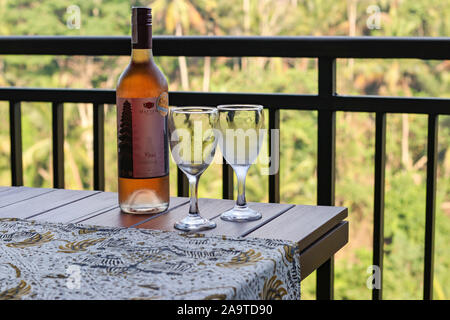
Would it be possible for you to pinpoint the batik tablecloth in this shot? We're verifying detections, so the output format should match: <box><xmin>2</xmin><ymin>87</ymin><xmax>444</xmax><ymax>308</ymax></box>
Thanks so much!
<box><xmin>0</xmin><ymin>217</ymin><xmax>300</xmax><ymax>300</ymax></box>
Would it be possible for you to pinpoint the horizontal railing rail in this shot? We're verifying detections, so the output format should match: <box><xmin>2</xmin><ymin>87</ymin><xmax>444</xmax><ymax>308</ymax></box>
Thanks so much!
<box><xmin>1</xmin><ymin>35</ymin><xmax>450</xmax><ymax>59</ymax></box>
<box><xmin>0</xmin><ymin>36</ymin><xmax>449</xmax><ymax>301</ymax></box>
<box><xmin>0</xmin><ymin>87</ymin><xmax>449</xmax><ymax>114</ymax></box>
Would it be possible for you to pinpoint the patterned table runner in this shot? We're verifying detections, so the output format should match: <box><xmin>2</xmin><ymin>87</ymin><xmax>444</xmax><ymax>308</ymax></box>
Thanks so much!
<box><xmin>0</xmin><ymin>217</ymin><xmax>300</xmax><ymax>300</ymax></box>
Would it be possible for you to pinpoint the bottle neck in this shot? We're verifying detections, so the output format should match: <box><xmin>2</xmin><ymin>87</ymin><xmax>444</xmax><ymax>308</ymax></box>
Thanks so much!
<box><xmin>131</xmin><ymin>48</ymin><xmax>153</xmax><ymax>63</ymax></box>
<box><xmin>131</xmin><ymin>9</ymin><xmax>152</xmax><ymax>63</ymax></box>
<box><xmin>132</xmin><ymin>22</ymin><xmax>152</xmax><ymax>49</ymax></box>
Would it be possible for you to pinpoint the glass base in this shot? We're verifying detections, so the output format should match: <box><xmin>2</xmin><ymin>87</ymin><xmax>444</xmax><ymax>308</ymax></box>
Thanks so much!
<box><xmin>174</xmin><ymin>214</ymin><xmax>216</xmax><ymax>232</ymax></box>
<box><xmin>220</xmin><ymin>205</ymin><xmax>262</xmax><ymax>222</ymax></box>
<box><xmin>120</xmin><ymin>202</ymin><xmax>169</xmax><ymax>215</ymax></box>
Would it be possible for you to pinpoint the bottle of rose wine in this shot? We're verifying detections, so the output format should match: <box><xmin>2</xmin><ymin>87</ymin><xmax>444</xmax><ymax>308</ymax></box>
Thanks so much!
<box><xmin>116</xmin><ymin>7</ymin><xmax>169</xmax><ymax>214</ymax></box>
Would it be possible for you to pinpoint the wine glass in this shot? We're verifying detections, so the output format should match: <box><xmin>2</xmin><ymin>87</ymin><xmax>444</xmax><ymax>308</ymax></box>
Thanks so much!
<box><xmin>168</xmin><ymin>106</ymin><xmax>218</xmax><ymax>231</ymax></box>
<box><xmin>217</xmin><ymin>104</ymin><xmax>266</xmax><ymax>222</ymax></box>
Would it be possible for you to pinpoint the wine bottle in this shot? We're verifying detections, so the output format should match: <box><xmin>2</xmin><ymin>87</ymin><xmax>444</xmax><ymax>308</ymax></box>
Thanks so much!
<box><xmin>116</xmin><ymin>7</ymin><xmax>169</xmax><ymax>214</ymax></box>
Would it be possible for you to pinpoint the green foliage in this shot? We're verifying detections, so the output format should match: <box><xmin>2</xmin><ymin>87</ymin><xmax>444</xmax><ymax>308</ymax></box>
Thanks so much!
<box><xmin>0</xmin><ymin>0</ymin><xmax>449</xmax><ymax>300</ymax></box>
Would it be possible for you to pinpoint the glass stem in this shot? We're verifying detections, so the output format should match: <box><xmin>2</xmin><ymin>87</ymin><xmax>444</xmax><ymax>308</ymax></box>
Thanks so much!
<box><xmin>234</xmin><ymin>165</ymin><xmax>249</xmax><ymax>207</ymax></box>
<box><xmin>188</xmin><ymin>174</ymin><xmax>200</xmax><ymax>215</ymax></box>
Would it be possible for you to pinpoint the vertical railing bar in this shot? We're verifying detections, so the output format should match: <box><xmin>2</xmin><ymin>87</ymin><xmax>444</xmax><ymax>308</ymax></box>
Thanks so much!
<box><xmin>424</xmin><ymin>113</ymin><xmax>438</xmax><ymax>300</ymax></box>
<box><xmin>174</xmin><ymin>102</ymin><xmax>189</xmax><ymax>198</ymax></box>
<box><xmin>316</xmin><ymin>57</ymin><xmax>336</xmax><ymax>300</ymax></box>
<box><xmin>372</xmin><ymin>112</ymin><xmax>386</xmax><ymax>300</ymax></box>
<box><xmin>222</xmin><ymin>162</ymin><xmax>234</xmax><ymax>200</ymax></box>
<box><xmin>268</xmin><ymin>107</ymin><xmax>280</xmax><ymax>203</ymax></box>
<box><xmin>52</xmin><ymin>102</ymin><xmax>64</xmax><ymax>188</ymax></box>
<box><xmin>93</xmin><ymin>103</ymin><xmax>105</xmax><ymax>191</ymax></box>
<box><xmin>177</xmin><ymin>168</ymin><xmax>189</xmax><ymax>197</ymax></box>
<box><xmin>9</xmin><ymin>101</ymin><xmax>23</xmax><ymax>186</ymax></box>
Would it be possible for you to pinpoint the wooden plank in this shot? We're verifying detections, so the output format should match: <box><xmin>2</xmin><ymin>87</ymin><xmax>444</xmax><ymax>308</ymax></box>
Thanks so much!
<box><xmin>1</xmin><ymin>187</ymin><xmax>349</xmax><ymax>284</ymax></box>
<box><xmin>0</xmin><ymin>188</ymin><xmax>99</xmax><ymax>219</ymax></box>
<box><xmin>78</xmin><ymin>197</ymin><xmax>190</xmax><ymax>228</ymax></box>
<box><xmin>300</xmin><ymin>221</ymin><xmax>348</xmax><ymax>280</ymax></box>
<box><xmin>136</xmin><ymin>198</ymin><xmax>235</xmax><ymax>231</ymax></box>
<box><xmin>0</xmin><ymin>186</ymin><xmax>13</xmax><ymax>192</ymax></box>
<box><xmin>246</xmin><ymin>204</ymin><xmax>347</xmax><ymax>251</ymax></box>
<box><xmin>0</xmin><ymin>187</ymin><xmax>55</xmax><ymax>208</ymax></box>
<box><xmin>203</xmin><ymin>203</ymin><xmax>294</xmax><ymax>237</ymax></box>
<box><xmin>0</xmin><ymin>186</ymin><xmax>21</xmax><ymax>196</ymax></box>
<box><xmin>136</xmin><ymin>198</ymin><xmax>294</xmax><ymax>237</ymax></box>
<box><xmin>33</xmin><ymin>191</ymin><xmax>118</xmax><ymax>223</ymax></box>
<box><xmin>0</xmin><ymin>187</ymin><xmax>23</xmax><ymax>199</ymax></box>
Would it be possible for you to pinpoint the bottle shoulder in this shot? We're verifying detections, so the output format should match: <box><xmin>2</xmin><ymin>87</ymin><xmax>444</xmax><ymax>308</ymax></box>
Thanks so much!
<box><xmin>117</xmin><ymin>60</ymin><xmax>168</xmax><ymax>98</ymax></box>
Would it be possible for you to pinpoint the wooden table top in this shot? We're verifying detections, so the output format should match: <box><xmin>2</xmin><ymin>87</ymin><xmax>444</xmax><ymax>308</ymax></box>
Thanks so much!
<box><xmin>0</xmin><ymin>186</ymin><xmax>348</xmax><ymax>280</ymax></box>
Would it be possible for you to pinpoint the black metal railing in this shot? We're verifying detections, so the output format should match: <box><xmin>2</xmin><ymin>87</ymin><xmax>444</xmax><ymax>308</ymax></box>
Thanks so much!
<box><xmin>0</xmin><ymin>36</ymin><xmax>449</xmax><ymax>300</ymax></box>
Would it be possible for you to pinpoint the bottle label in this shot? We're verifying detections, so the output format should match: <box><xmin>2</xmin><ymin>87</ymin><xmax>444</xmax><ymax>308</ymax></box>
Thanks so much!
<box><xmin>117</xmin><ymin>95</ymin><xmax>168</xmax><ymax>179</ymax></box>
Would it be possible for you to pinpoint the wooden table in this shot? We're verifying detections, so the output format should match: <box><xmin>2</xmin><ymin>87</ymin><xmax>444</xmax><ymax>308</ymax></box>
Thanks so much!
<box><xmin>0</xmin><ymin>186</ymin><xmax>348</xmax><ymax>281</ymax></box>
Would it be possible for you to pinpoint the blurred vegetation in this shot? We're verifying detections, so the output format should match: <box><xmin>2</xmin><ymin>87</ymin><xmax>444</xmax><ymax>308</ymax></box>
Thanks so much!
<box><xmin>0</xmin><ymin>0</ymin><xmax>449</xmax><ymax>300</ymax></box>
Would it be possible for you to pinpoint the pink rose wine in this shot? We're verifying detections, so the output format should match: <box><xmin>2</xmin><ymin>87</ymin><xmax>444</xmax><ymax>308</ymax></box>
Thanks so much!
<box><xmin>116</xmin><ymin>7</ymin><xmax>169</xmax><ymax>214</ymax></box>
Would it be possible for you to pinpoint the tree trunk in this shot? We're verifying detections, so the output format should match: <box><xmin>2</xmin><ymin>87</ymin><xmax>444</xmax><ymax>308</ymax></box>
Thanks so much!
<box><xmin>243</xmin><ymin>0</ymin><xmax>250</xmax><ymax>33</ymax></box>
<box><xmin>242</xmin><ymin>0</ymin><xmax>250</xmax><ymax>71</ymax></box>
<box><xmin>176</xmin><ymin>23</ymin><xmax>190</xmax><ymax>91</ymax></box>
<box><xmin>401</xmin><ymin>113</ymin><xmax>411</xmax><ymax>169</ymax></box>
<box><xmin>65</xmin><ymin>141</ymin><xmax>83</xmax><ymax>189</ymax></box>
<box><xmin>347</xmin><ymin>0</ymin><xmax>356</xmax><ymax>77</ymax></box>
<box><xmin>203</xmin><ymin>56</ymin><xmax>211</xmax><ymax>92</ymax></box>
